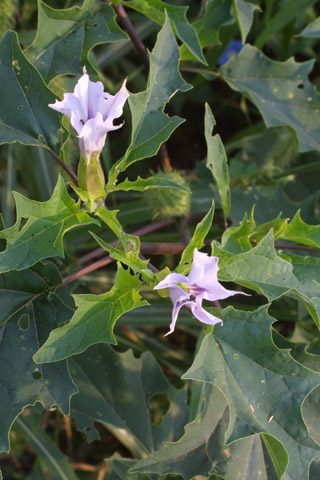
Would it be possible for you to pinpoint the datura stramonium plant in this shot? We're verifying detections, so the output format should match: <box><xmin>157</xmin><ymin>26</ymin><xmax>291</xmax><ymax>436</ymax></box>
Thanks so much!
<box><xmin>49</xmin><ymin>67</ymin><xmax>129</xmax><ymax>163</ymax></box>
<box><xmin>155</xmin><ymin>248</ymin><xmax>248</xmax><ymax>335</ymax></box>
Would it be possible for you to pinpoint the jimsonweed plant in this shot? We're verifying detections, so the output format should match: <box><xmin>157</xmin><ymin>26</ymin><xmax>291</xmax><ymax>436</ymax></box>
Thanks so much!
<box><xmin>0</xmin><ymin>1</ymin><xmax>320</xmax><ymax>479</ymax></box>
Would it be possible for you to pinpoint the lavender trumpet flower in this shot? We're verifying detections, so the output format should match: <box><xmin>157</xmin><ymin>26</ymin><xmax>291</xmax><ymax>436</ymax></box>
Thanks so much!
<box><xmin>155</xmin><ymin>248</ymin><xmax>247</xmax><ymax>335</ymax></box>
<box><xmin>49</xmin><ymin>67</ymin><xmax>129</xmax><ymax>163</ymax></box>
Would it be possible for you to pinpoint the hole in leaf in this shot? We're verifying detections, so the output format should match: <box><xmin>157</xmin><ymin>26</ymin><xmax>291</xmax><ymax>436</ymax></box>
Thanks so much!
<box><xmin>17</xmin><ymin>105</ymin><xmax>23</xmax><ymax>110</ymax></box>
<box><xmin>148</xmin><ymin>393</ymin><xmax>170</xmax><ymax>425</ymax></box>
<box><xmin>85</xmin><ymin>426</ymin><xmax>91</xmax><ymax>432</ymax></box>
<box><xmin>32</xmin><ymin>368</ymin><xmax>42</xmax><ymax>380</ymax></box>
<box><xmin>18</xmin><ymin>218</ymin><xmax>28</xmax><ymax>232</ymax></box>
<box><xmin>297</xmin><ymin>83</ymin><xmax>304</xmax><ymax>89</ymax></box>
<box><xmin>92</xmin><ymin>23</ymin><xmax>98</xmax><ymax>27</ymax></box>
<box><xmin>18</xmin><ymin>314</ymin><xmax>30</xmax><ymax>331</ymax></box>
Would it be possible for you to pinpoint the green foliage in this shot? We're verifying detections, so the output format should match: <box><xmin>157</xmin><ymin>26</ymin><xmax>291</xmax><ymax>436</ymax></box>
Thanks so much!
<box><xmin>179</xmin><ymin>0</ymin><xmax>233</xmax><ymax>62</ymax></box>
<box><xmin>133</xmin><ymin>386</ymin><xmax>284</xmax><ymax>479</ymax></box>
<box><xmin>90</xmin><ymin>231</ymin><xmax>149</xmax><ymax>272</ymax></box>
<box><xmin>232</xmin><ymin>0</ymin><xmax>260</xmax><ymax>43</ymax></box>
<box><xmin>26</xmin><ymin>0</ymin><xmax>127</xmax><ymax>82</ymax></box>
<box><xmin>107</xmin><ymin>15</ymin><xmax>191</xmax><ymax>184</ymax></box>
<box><xmin>110</xmin><ymin>174</ymin><xmax>190</xmax><ymax>194</ymax></box>
<box><xmin>177</xmin><ymin>202</ymin><xmax>215</xmax><ymax>271</ymax></box>
<box><xmin>33</xmin><ymin>265</ymin><xmax>148</xmax><ymax>363</ymax></box>
<box><xmin>205</xmin><ymin>103</ymin><xmax>231</xmax><ymax>218</ymax></box>
<box><xmin>0</xmin><ymin>31</ymin><xmax>65</xmax><ymax>154</ymax></box>
<box><xmin>69</xmin><ymin>344</ymin><xmax>189</xmax><ymax>455</ymax></box>
<box><xmin>0</xmin><ymin>262</ymin><xmax>77</xmax><ymax>453</ymax></box>
<box><xmin>299</xmin><ymin>17</ymin><xmax>320</xmax><ymax>38</ymax></box>
<box><xmin>282</xmin><ymin>211</ymin><xmax>320</xmax><ymax>248</ymax></box>
<box><xmin>1</xmin><ymin>0</ymin><xmax>320</xmax><ymax>478</ymax></box>
<box><xmin>0</xmin><ymin>176</ymin><xmax>98</xmax><ymax>273</ymax></box>
<box><xmin>220</xmin><ymin>45</ymin><xmax>320</xmax><ymax>152</ymax></box>
<box><xmin>184</xmin><ymin>306</ymin><xmax>320</xmax><ymax>480</ymax></box>
<box><xmin>124</xmin><ymin>0</ymin><xmax>206</xmax><ymax>64</ymax></box>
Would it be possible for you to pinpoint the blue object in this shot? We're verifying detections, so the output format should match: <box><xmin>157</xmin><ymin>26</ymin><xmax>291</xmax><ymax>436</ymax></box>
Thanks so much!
<box><xmin>218</xmin><ymin>40</ymin><xmax>243</xmax><ymax>66</ymax></box>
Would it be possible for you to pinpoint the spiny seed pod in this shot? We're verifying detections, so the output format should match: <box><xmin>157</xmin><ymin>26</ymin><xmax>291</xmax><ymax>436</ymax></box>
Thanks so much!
<box><xmin>144</xmin><ymin>170</ymin><xmax>191</xmax><ymax>220</ymax></box>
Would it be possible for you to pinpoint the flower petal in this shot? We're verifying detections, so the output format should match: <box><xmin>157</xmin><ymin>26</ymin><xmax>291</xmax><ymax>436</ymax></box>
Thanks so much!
<box><xmin>165</xmin><ymin>286</ymin><xmax>189</xmax><ymax>336</ymax></box>
<box><xmin>48</xmin><ymin>70</ymin><xmax>129</xmax><ymax>162</ymax></box>
<box><xmin>49</xmin><ymin>92</ymin><xmax>82</xmax><ymax>123</ymax></box>
<box><xmin>189</xmin><ymin>302</ymin><xmax>223</xmax><ymax>327</ymax></box>
<box><xmin>154</xmin><ymin>273</ymin><xmax>189</xmax><ymax>290</ymax></box>
<box><xmin>79</xmin><ymin>112</ymin><xmax>109</xmax><ymax>162</ymax></box>
<box><xmin>188</xmin><ymin>248</ymin><xmax>219</xmax><ymax>286</ymax></box>
<box><xmin>100</xmin><ymin>80</ymin><xmax>129</xmax><ymax>128</ymax></box>
<box><xmin>203</xmin><ymin>286</ymin><xmax>248</xmax><ymax>302</ymax></box>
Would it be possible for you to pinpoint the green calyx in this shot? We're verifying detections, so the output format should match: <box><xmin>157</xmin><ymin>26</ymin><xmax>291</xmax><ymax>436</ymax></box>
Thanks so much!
<box><xmin>144</xmin><ymin>170</ymin><xmax>191</xmax><ymax>220</ymax></box>
<box><xmin>77</xmin><ymin>155</ymin><xmax>106</xmax><ymax>210</ymax></box>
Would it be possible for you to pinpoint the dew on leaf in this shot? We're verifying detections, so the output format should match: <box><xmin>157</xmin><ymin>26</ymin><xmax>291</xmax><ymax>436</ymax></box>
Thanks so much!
<box><xmin>12</xmin><ymin>59</ymin><xmax>20</xmax><ymax>70</ymax></box>
<box><xmin>37</xmin><ymin>135</ymin><xmax>45</xmax><ymax>142</ymax></box>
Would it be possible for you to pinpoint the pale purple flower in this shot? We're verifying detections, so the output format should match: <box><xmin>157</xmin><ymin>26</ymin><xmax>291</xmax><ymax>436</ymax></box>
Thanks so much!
<box><xmin>49</xmin><ymin>67</ymin><xmax>129</xmax><ymax>162</ymax></box>
<box><xmin>154</xmin><ymin>248</ymin><xmax>247</xmax><ymax>335</ymax></box>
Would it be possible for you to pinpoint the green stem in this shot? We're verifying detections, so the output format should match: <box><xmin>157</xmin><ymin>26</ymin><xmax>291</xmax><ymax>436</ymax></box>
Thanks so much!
<box><xmin>273</xmin><ymin>160</ymin><xmax>320</xmax><ymax>179</ymax></box>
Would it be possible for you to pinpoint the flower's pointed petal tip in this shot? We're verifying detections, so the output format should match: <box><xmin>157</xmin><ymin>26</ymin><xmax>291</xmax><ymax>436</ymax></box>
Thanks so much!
<box><xmin>154</xmin><ymin>273</ymin><xmax>189</xmax><ymax>290</ymax></box>
<box><xmin>191</xmin><ymin>302</ymin><xmax>223</xmax><ymax>327</ymax></box>
<box><xmin>82</xmin><ymin>65</ymin><xmax>88</xmax><ymax>75</ymax></box>
<box><xmin>164</xmin><ymin>329</ymin><xmax>174</xmax><ymax>337</ymax></box>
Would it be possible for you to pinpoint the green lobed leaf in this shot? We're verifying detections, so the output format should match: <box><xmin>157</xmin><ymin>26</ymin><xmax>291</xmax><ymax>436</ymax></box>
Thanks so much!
<box><xmin>183</xmin><ymin>306</ymin><xmax>320</xmax><ymax>480</ymax></box>
<box><xmin>221</xmin><ymin>213</ymin><xmax>288</xmax><ymax>254</ymax></box>
<box><xmin>205</xmin><ymin>103</ymin><xmax>231</xmax><ymax>218</ymax></box>
<box><xmin>299</xmin><ymin>17</ymin><xmax>320</xmax><ymax>38</ymax></box>
<box><xmin>228</xmin><ymin>183</ymin><xmax>319</xmax><ymax>226</ymax></box>
<box><xmin>0</xmin><ymin>176</ymin><xmax>98</xmax><ymax>273</ymax></box>
<box><xmin>0</xmin><ymin>31</ymin><xmax>65</xmax><ymax>154</ymax></box>
<box><xmin>232</xmin><ymin>0</ymin><xmax>261</xmax><ymax>43</ymax></box>
<box><xmin>213</xmin><ymin>231</ymin><xmax>320</xmax><ymax>328</ymax></box>
<box><xmin>179</xmin><ymin>0</ymin><xmax>233</xmax><ymax>62</ymax></box>
<box><xmin>14</xmin><ymin>411</ymin><xmax>79</xmax><ymax>480</ymax></box>
<box><xmin>108</xmin><ymin>175</ymin><xmax>190</xmax><ymax>193</ymax></box>
<box><xmin>281</xmin><ymin>210</ymin><xmax>320</xmax><ymax>248</ymax></box>
<box><xmin>177</xmin><ymin>202</ymin><xmax>215</xmax><ymax>273</ymax></box>
<box><xmin>124</xmin><ymin>0</ymin><xmax>206</xmax><ymax>64</ymax></box>
<box><xmin>287</xmin><ymin>254</ymin><xmax>320</xmax><ymax>330</ymax></box>
<box><xmin>69</xmin><ymin>344</ymin><xmax>189</xmax><ymax>455</ymax></box>
<box><xmin>33</xmin><ymin>264</ymin><xmax>148</xmax><ymax>363</ymax></box>
<box><xmin>132</xmin><ymin>386</ymin><xmax>283</xmax><ymax>479</ymax></box>
<box><xmin>107</xmin><ymin>14</ymin><xmax>191</xmax><ymax>184</ymax></box>
<box><xmin>106</xmin><ymin>454</ymin><xmax>151</xmax><ymax>480</ymax></box>
<box><xmin>0</xmin><ymin>262</ymin><xmax>77</xmax><ymax>453</ymax></box>
<box><xmin>90</xmin><ymin>232</ymin><xmax>149</xmax><ymax>273</ymax></box>
<box><xmin>220</xmin><ymin>44</ymin><xmax>320</xmax><ymax>152</ymax></box>
<box><xmin>26</xmin><ymin>0</ymin><xmax>127</xmax><ymax>82</ymax></box>
<box><xmin>94</xmin><ymin>204</ymin><xmax>126</xmax><ymax>249</ymax></box>
<box><xmin>220</xmin><ymin>212</ymin><xmax>252</xmax><ymax>253</ymax></box>
<box><xmin>212</xmin><ymin>230</ymin><xmax>297</xmax><ymax>301</ymax></box>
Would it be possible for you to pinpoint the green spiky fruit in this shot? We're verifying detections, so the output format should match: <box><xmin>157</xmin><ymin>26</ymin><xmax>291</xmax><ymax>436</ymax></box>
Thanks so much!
<box><xmin>144</xmin><ymin>170</ymin><xmax>191</xmax><ymax>220</ymax></box>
